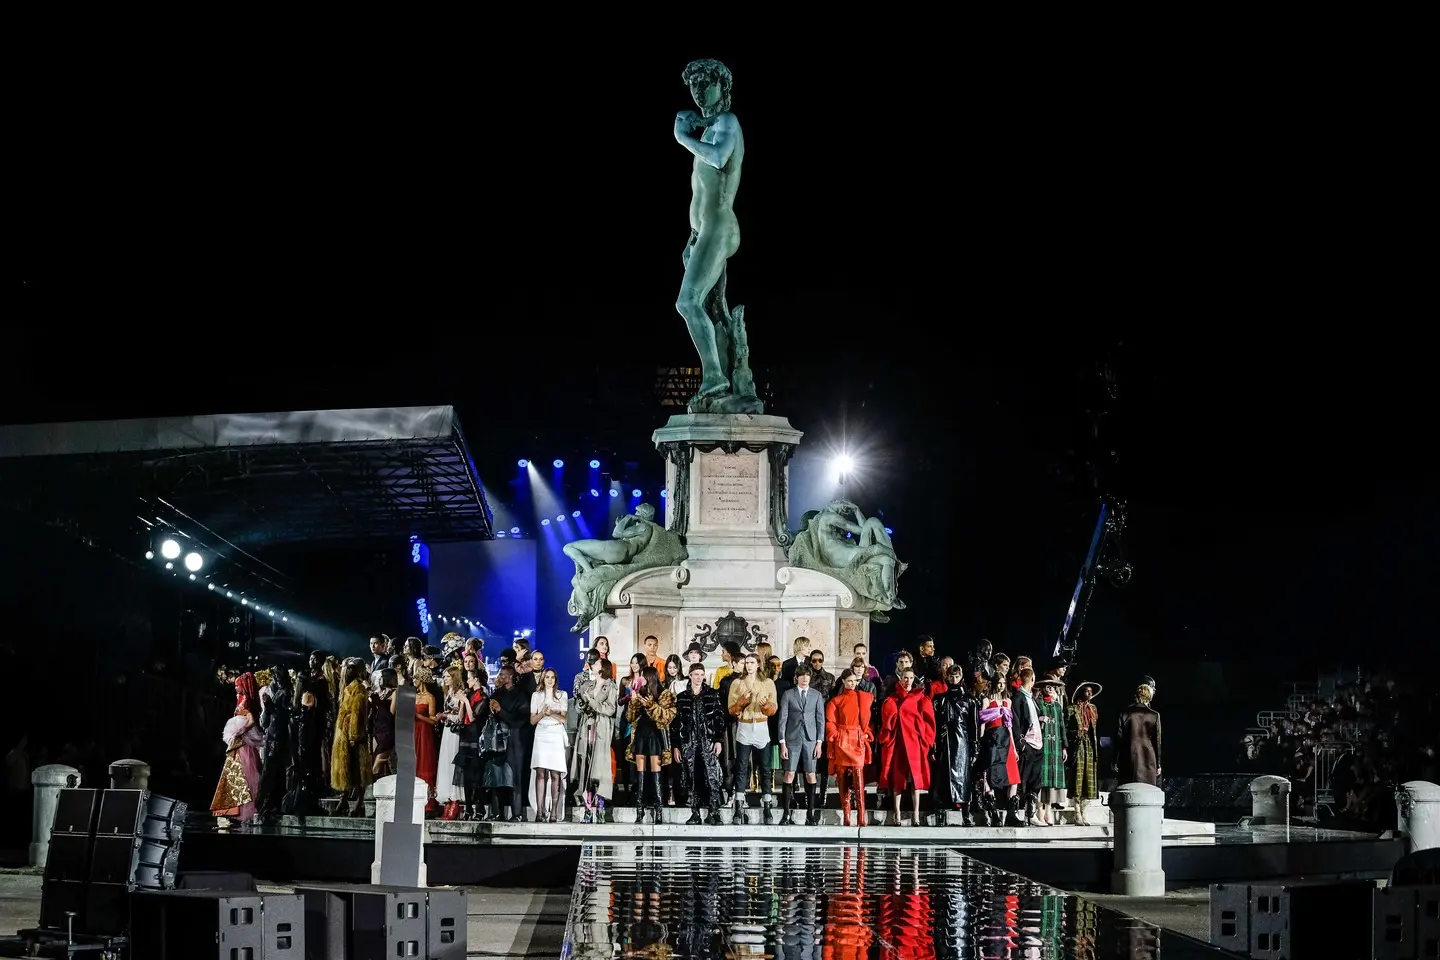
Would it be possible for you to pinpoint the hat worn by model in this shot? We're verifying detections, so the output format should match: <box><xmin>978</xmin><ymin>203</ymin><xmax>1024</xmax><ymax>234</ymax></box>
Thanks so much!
<box><xmin>1034</xmin><ymin>677</ymin><xmax>1067</xmax><ymax>688</ymax></box>
<box><xmin>1074</xmin><ymin>681</ymin><xmax>1103</xmax><ymax>699</ymax></box>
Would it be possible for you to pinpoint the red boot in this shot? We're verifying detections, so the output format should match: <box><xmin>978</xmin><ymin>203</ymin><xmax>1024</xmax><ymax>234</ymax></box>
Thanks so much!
<box><xmin>442</xmin><ymin>801</ymin><xmax>461</xmax><ymax>821</ymax></box>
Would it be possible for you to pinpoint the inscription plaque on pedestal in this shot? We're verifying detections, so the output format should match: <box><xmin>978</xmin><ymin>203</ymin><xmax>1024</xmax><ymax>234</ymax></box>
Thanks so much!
<box><xmin>698</xmin><ymin>450</ymin><xmax>761</xmax><ymax>527</ymax></box>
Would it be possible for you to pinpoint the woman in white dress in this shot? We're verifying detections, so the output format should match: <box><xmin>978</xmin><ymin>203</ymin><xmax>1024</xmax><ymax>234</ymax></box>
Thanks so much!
<box><xmin>529</xmin><ymin>667</ymin><xmax>570</xmax><ymax>822</ymax></box>
<box><xmin>435</xmin><ymin>665</ymin><xmax>472</xmax><ymax>819</ymax></box>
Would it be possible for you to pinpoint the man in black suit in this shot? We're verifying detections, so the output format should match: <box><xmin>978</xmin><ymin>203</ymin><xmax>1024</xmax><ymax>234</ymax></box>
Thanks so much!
<box><xmin>779</xmin><ymin>636</ymin><xmax>813</xmax><ymax>687</ymax></box>
<box><xmin>367</xmin><ymin>635</ymin><xmax>390</xmax><ymax>675</ymax></box>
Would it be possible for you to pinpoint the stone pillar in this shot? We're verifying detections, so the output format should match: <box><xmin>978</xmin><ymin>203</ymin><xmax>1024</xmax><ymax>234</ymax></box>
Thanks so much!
<box><xmin>1248</xmin><ymin>775</ymin><xmax>1291</xmax><ymax>825</ymax></box>
<box><xmin>1110</xmin><ymin>782</ymin><xmax>1166</xmax><ymax>896</ymax></box>
<box><xmin>370</xmin><ymin>774</ymin><xmax>428</xmax><ymax>885</ymax></box>
<box><xmin>30</xmin><ymin>764</ymin><xmax>82</xmax><ymax>869</ymax></box>
<box><xmin>1396</xmin><ymin>781</ymin><xmax>1440</xmax><ymax>856</ymax></box>
<box><xmin>108</xmin><ymin>759</ymin><xmax>151</xmax><ymax>791</ymax></box>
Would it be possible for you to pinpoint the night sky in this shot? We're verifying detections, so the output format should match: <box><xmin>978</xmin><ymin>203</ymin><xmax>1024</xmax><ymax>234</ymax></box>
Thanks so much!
<box><xmin>12</xmin><ymin>51</ymin><xmax>1430</xmax><ymax>764</ymax></box>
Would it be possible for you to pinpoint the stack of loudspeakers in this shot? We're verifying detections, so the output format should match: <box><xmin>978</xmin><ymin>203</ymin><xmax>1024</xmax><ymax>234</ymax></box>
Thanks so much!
<box><xmin>294</xmin><ymin>882</ymin><xmax>466</xmax><ymax>959</ymax></box>
<box><xmin>40</xmin><ymin>787</ymin><xmax>187</xmax><ymax>938</ymax></box>
<box><xmin>128</xmin><ymin>889</ymin><xmax>305</xmax><ymax>959</ymax></box>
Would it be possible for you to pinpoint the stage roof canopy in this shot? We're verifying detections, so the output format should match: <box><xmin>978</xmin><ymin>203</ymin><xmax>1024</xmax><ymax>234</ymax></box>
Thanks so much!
<box><xmin>0</xmin><ymin>406</ymin><xmax>493</xmax><ymax>546</ymax></box>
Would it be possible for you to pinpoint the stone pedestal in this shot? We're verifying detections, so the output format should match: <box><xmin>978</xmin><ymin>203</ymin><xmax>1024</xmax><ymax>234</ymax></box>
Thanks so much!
<box><xmin>30</xmin><ymin>764</ymin><xmax>81</xmax><ymax>869</ymax></box>
<box><xmin>108</xmin><ymin>758</ymin><xmax>151</xmax><ymax>791</ymax></box>
<box><xmin>1110</xmin><ymin>782</ymin><xmax>1166</xmax><ymax>896</ymax></box>
<box><xmin>1396</xmin><ymin>780</ymin><xmax>1440</xmax><ymax>856</ymax></box>
<box><xmin>1248</xmin><ymin>775</ymin><xmax>1291</xmax><ymax>825</ymax></box>
<box><xmin>585</xmin><ymin>415</ymin><xmax>867</xmax><ymax>670</ymax></box>
<box><xmin>370</xmin><ymin>775</ymin><xmax>428</xmax><ymax>885</ymax></box>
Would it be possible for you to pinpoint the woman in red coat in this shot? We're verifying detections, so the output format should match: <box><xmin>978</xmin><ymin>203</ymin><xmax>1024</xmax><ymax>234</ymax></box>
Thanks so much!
<box><xmin>879</xmin><ymin>668</ymin><xmax>937</xmax><ymax>825</ymax></box>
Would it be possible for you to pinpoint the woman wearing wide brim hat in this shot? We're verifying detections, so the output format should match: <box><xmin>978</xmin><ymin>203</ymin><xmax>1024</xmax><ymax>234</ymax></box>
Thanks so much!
<box><xmin>1066</xmin><ymin>681</ymin><xmax>1103</xmax><ymax>825</ymax></box>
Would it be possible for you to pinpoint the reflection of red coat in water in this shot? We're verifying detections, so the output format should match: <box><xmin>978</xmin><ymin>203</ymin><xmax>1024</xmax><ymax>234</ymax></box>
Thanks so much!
<box><xmin>878</xmin><ymin>686</ymin><xmax>936</xmax><ymax>792</ymax></box>
<box><xmin>877</xmin><ymin>889</ymin><xmax>936</xmax><ymax>960</ymax></box>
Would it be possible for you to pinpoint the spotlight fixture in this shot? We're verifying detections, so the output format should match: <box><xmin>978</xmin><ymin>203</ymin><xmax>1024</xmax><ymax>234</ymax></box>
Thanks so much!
<box><xmin>510</xmin><ymin>526</ymin><xmax>520</xmax><ymax>534</ymax></box>
<box><xmin>631</xmin><ymin>489</ymin><xmax>642</xmax><ymax>498</ymax></box>
<box><xmin>589</xmin><ymin>459</ymin><xmax>600</xmax><ymax>469</ymax></box>
<box><xmin>541</xmin><ymin>518</ymin><xmax>551</xmax><ymax>526</ymax></box>
<box><xmin>268</xmin><ymin>609</ymin><xmax>275</xmax><ymax>617</ymax></box>
<box><xmin>164</xmin><ymin>562</ymin><xmax>173</xmax><ymax>570</ymax></box>
<box><xmin>557</xmin><ymin>514</ymin><xmax>566</xmax><ymax>522</ymax></box>
<box><xmin>831</xmin><ymin>454</ymin><xmax>855</xmax><ymax>474</ymax></box>
<box><xmin>884</xmin><ymin>526</ymin><xmax>894</xmax><ymax>535</ymax></box>
<box><xmin>572</xmin><ymin>510</ymin><xmax>581</xmax><ymax>518</ymax></box>
<box><xmin>144</xmin><ymin>550</ymin><xmax>154</xmax><ymax>560</ymax></box>
<box><xmin>207</xmin><ymin>583</ymin><xmax>215</xmax><ymax>591</ymax></box>
<box><xmin>660</xmin><ymin>489</ymin><xmax>667</xmax><ymax>499</ymax></box>
<box><xmin>183</xmin><ymin>551</ymin><xmax>203</xmax><ymax>572</ymax></box>
<box><xmin>590</xmin><ymin>489</ymin><xmax>600</xmax><ymax>497</ymax></box>
<box><xmin>553</xmin><ymin>459</ymin><xmax>564</xmax><ymax>468</ymax></box>
<box><xmin>160</xmin><ymin>539</ymin><xmax>181</xmax><ymax>560</ymax></box>
<box><xmin>282</xmin><ymin>616</ymin><xmax>288</xmax><ymax>622</ymax></box>
<box><xmin>609</xmin><ymin>488</ymin><xmax>619</xmax><ymax>498</ymax></box>
<box><xmin>517</xmin><ymin>459</ymin><xmax>528</xmax><ymax>468</ymax></box>
<box><xmin>188</xmin><ymin>573</ymin><xmax>195</xmax><ymax>581</ymax></box>
<box><xmin>496</xmin><ymin>532</ymin><xmax>507</xmax><ymax>538</ymax></box>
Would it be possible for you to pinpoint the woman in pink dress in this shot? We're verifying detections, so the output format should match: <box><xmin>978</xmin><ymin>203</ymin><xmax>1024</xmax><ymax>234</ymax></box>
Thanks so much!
<box><xmin>211</xmin><ymin>672</ymin><xmax>264</xmax><ymax>823</ymax></box>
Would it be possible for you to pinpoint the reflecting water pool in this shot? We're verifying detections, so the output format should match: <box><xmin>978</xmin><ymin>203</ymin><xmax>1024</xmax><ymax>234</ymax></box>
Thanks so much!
<box><xmin>563</xmin><ymin>843</ymin><xmax>1231</xmax><ymax>959</ymax></box>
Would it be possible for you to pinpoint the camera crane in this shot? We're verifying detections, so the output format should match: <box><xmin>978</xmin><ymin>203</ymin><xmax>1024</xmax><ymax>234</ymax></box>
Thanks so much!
<box><xmin>1053</xmin><ymin>498</ymin><xmax>1131</xmax><ymax>664</ymax></box>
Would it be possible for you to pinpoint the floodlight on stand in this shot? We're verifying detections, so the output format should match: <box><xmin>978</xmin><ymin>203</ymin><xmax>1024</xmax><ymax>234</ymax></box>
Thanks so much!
<box><xmin>160</xmin><ymin>539</ymin><xmax>181</xmax><ymax>560</ymax></box>
<box><xmin>183</xmin><ymin>551</ymin><xmax>203</xmax><ymax>572</ymax></box>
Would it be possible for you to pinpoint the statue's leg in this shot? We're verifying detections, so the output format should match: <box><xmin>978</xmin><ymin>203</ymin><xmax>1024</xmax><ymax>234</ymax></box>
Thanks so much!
<box><xmin>676</xmin><ymin>229</ymin><xmax>736</xmax><ymax>398</ymax></box>
<box><xmin>859</xmin><ymin>519</ymin><xmax>893</xmax><ymax>549</ymax></box>
<box><xmin>562</xmin><ymin>543</ymin><xmax>592</xmax><ymax>573</ymax></box>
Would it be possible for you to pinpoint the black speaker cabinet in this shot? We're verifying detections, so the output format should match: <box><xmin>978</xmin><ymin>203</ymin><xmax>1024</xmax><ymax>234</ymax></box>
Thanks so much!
<box><xmin>130</xmin><ymin>890</ymin><xmax>304</xmax><ymax>960</ymax></box>
<box><xmin>1249</xmin><ymin>881</ymin><xmax>1373</xmax><ymax>959</ymax></box>
<box><xmin>39</xmin><ymin>789</ymin><xmax>101</xmax><ymax>930</ymax></box>
<box><xmin>296</xmin><ymin>883</ymin><xmax>465</xmax><ymax>959</ymax></box>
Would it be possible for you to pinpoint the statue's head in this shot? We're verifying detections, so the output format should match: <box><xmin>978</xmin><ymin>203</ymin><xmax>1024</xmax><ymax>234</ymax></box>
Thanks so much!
<box><xmin>634</xmin><ymin>502</ymin><xmax>657</xmax><ymax>521</ymax></box>
<box><xmin>825</xmin><ymin>498</ymin><xmax>860</xmax><ymax>518</ymax></box>
<box><xmin>682</xmin><ymin>59</ymin><xmax>733</xmax><ymax>117</ymax></box>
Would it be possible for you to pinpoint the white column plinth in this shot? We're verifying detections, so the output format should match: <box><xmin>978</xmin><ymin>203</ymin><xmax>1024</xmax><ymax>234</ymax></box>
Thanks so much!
<box><xmin>370</xmin><ymin>774</ymin><xmax>428</xmax><ymax>885</ymax></box>
<box><xmin>1396</xmin><ymin>781</ymin><xmax>1440</xmax><ymax>856</ymax></box>
<box><xmin>1109</xmin><ymin>782</ymin><xmax>1166</xmax><ymax>896</ymax></box>
<box><xmin>30</xmin><ymin>764</ymin><xmax>82</xmax><ymax>869</ymax></box>
<box><xmin>1248</xmin><ymin>775</ymin><xmax>1291</xmax><ymax>825</ymax></box>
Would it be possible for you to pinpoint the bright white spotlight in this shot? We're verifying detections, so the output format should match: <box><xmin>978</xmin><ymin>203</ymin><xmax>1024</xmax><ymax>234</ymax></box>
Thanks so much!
<box><xmin>160</xmin><ymin>539</ymin><xmax>181</xmax><ymax>560</ymax></box>
<box><xmin>164</xmin><ymin>561</ymin><xmax>173</xmax><ymax>570</ymax></box>
<box><xmin>553</xmin><ymin>459</ymin><xmax>564</xmax><ymax>468</ymax></box>
<box><xmin>188</xmin><ymin>573</ymin><xmax>195</xmax><ymax>581</ymax></box>
<box><xmin>207</xmin><ymin>583</ymin><xmax>215</xmax><ymax>591</ymax></box>
<box><xmin>241</xmin><ymin>599</ymin><xmax>248</xmax><ymax>605</ymax></box>
<box><xmin>144</xmin><ymin>550</ymin><xmax>154</xmax><ymax>560</ymax></box>
<box><xmin>831</xmin><ymin>455</ymin><xmax>855</xmax><ymax>474</ymax></box>
<box><xmin>609</xmin><ymin>488</ymin><xmax>619</xmax><ymax>497</ymax></box>
<box><xmin>541</xmin><ymin>518</ymin><xmax>551</xmax><ymax>526</ymax></box>
<box><xmin>282</xmin><ymin>616</ymin><xmax>288</xmax><ymax>622</ymax></box>
<box><xmin>517</xmin><ymin>459</ymin><xmax>528</xmax><ymax>468</ymax></box>
<box><xmin>631</xmin><ymin>488</ymin><xmax>642</xmax><ymax>498</ymax></box>
<box><xmin>268</xmin><ymin>609</ymin><xmax>275</xmax><ymax>617</ymax></box>
<box><xmin>226</xmin><ymin>591</ymin><xmax>233</xmax><ymax>598</ymax></box>
<box><xmin>183</xmin><ymin>551</ymin><xmax>203</xmax><ymax>572</ymax></box>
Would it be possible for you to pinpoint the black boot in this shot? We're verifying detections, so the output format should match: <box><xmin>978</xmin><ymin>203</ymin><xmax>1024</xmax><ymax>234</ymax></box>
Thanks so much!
<box><xmin>686</xmin><ymin>803</ymin><xmax>703</xmax><ymax>825</ymax></box>
<box><xmin>1004</xmin><ymin>795</ymin><xmax>1024</xmax><ymax>827</ymax></box>
<box><xmin>780</xmin><ymin>782</ymin><xmax>796</xmax><ymax>825</ymax></box>
<box><xmin>637</xmin><ymin>772</ymin><xmax>653</xmax><ymax>824</ymax></box>
<box><xmin>648</xmin><ymin>771</ymin><xmax>664</xmax><ymax>825</ymax></box>
<box><xmin>732</xmin><ymin>793</ymin><xmax>748</xmax><ymax>825</ymax></box>
<box><xmin>986</xmin><ymin>795</ymin><xmax>1002</xmax><ymax>827</ymax></box>
<box><xmin>961</xmin><ymin>803</ymin><xmax>974</xmax><ymax>827</ymax></box>
<box><xmin>706</xmin><ymin>806</ymin><xmax>722</xmax><ymax>826</ymax></box>
<box><xmin>806</xmin><ymin>782</ymin><xmax>822</xmax><ymax>825</ymax></box>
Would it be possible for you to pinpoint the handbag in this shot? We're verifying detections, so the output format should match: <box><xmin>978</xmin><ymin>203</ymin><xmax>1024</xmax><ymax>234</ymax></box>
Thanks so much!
<box><xmin>480</xmin><ymin>719</ymin><xmax>509</xmax><ymax>754</ymax></box>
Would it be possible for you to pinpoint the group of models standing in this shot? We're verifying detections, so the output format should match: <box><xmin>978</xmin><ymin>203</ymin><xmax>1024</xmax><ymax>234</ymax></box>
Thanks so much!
<box><xmin>208</xmin><ymin>632</ymin><xmax>1163</xmax><ymax>828</ymax></box>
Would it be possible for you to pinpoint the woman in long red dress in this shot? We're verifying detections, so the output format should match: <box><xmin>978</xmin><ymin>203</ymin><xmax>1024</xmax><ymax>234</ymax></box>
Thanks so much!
<box><xmin>826</xmin><ymin>671</ymin><xmax>875</xmax><ymax>826</ymax></box>
<box><xmin>878</xmin><ymin>668</ymin><xmax>936</xmax><ymax>826</ymax></box>
<box><xmin>211</xmin><ymin>673</ymin><xmax>264</xmax><ymax>824</ymax></box>
<box><xmin>398</xmin><ymin>665</ymin><xmax>441</xmax><ymax>814</ymax></box>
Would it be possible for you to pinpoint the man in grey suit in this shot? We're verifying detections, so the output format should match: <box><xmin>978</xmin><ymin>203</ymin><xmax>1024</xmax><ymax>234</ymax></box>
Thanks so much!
<box><xmin>778</xmin><ymin>664</ymin><xmax>827</xmax><ymax>825</ymax></box>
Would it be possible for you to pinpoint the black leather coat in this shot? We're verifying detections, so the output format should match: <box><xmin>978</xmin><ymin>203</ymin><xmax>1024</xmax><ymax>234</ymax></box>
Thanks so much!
<box><xmin>932</xmin><ymin>687</ymin><xmax>979</xmax><ymax>807</ymax></box>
